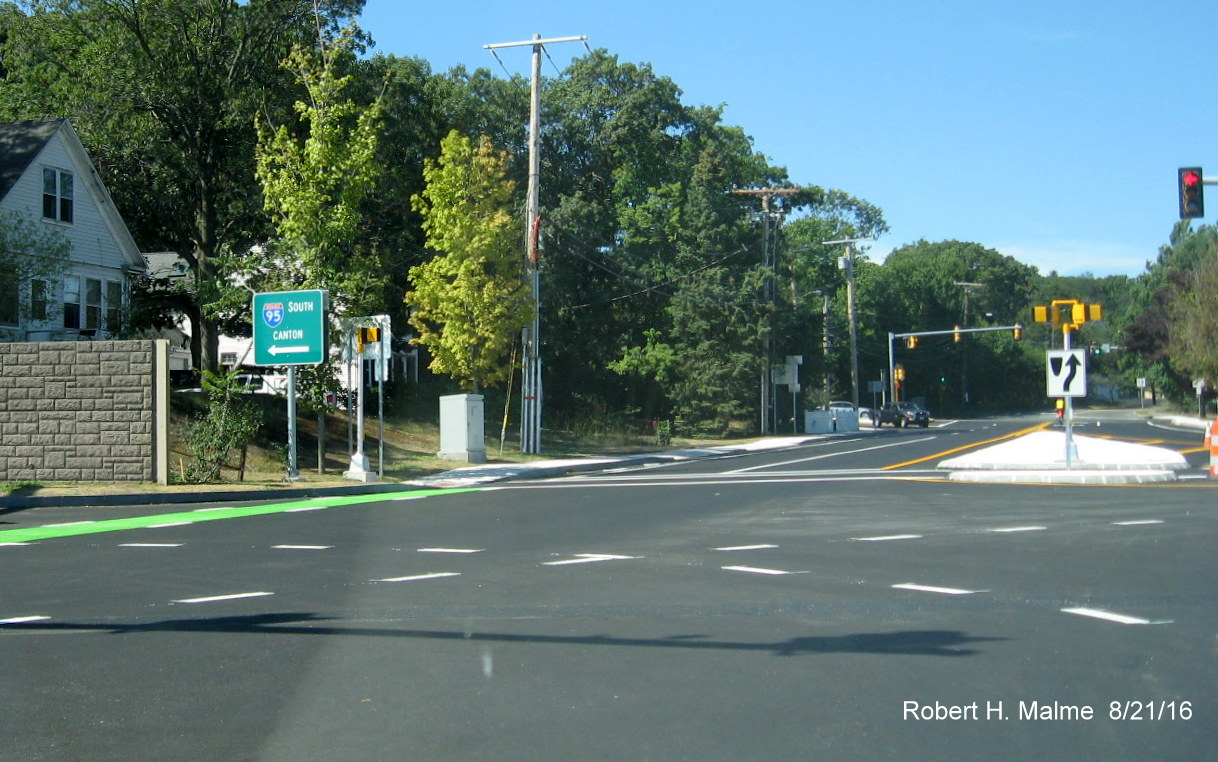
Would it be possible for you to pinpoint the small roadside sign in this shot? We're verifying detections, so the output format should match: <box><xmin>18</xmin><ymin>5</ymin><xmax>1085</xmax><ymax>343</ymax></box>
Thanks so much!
<box><xmin>1046</xmin><ymin>349</ymin><xmax>1087</xmax><ymax>397</ymax></box>
<box><xmin>252</xmin><ymin>290</ymin><xmax>329</xmax><ymax>366</ymax></box>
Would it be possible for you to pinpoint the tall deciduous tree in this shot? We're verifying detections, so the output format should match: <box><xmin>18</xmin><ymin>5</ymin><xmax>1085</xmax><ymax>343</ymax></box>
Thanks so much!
<box><xmin>0</xmin><ymin>0</ymin><xmax>362</xmax><ymax>371</ymax></box>
<box><xmin>253</xmin><ymin>24</ymin><xmax>384</xmax><ymax>310</ymax></box>
<box><xmin>407</xmin><ymin>130</ymin><xmax>530</xmax><ymax>393</ymax></box>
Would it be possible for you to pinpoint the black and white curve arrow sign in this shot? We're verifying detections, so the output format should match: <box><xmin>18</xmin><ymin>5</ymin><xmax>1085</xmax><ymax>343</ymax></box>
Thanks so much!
<box><xmin>1046</xmin><ymin>350</ymin><xmax>1087</xmax><ymax>397</ymax></box>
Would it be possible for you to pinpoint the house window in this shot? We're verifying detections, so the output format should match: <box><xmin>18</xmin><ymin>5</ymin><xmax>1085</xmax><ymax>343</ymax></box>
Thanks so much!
<box><xmin>43</xmin><ymin>167</ymin><xmax>74</xmax><ymax>223</ymax></box>
<box><xmin>105</xmin><ymin>280</ymin><xmax>123</xmax><ymax>334</ymax></box>
<box><xmin>0</xmin><ymin>279</ymin><xmax>17</xmax><ymax>325</ymax></box>
<box><xmin>31</xmin><ymin>279</ymin><xmax>49</xmax><ymax>321</ymax></box>
<box><xmin>63</xmin><ymin>275</ymin><xmax>80</xmax><ymax>329</ymax></box>
<box><xmin>84</xmin><ymin>278</ymin><xmax>101</xmax><ymax>332</ymax></box>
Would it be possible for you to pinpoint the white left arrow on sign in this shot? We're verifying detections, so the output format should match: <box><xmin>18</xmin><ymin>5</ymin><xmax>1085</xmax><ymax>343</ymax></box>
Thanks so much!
<box><xmin>269</xmin><ymin>345</ymin><xmax>310</xmax><ymax>356</ymax></box>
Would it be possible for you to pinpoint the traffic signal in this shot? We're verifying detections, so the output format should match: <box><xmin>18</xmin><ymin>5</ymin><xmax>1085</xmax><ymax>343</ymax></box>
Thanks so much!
<box><xmin>1012</xmin><ymin>324</ymin><xmax>1022</xmax><ymax>340</ymax></box>
<box><xmin>906</xmin><ymin>336</ymin><xmax>919</xmax><ymax>349</ymax></box>
<box><xmin>953</xmin><ymin>326</ymin><xmax>962</xmax><ymax>343</ymax></box>
<box><xmin>1179</xmin><ymin>167</ymin><xmax>1204</xmax><ymax>219</ymax></box>
<box><xmin>356</xmin><ymin>326</ymin><xmax>381</xmax><ymax>354</ymax></box>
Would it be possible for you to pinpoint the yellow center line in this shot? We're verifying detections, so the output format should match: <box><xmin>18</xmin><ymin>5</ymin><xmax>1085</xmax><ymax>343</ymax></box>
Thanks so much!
<box><xmin>882</xmin><ymin>422</ymin><xmax>1051</xmax><ymax>471</ymax></box>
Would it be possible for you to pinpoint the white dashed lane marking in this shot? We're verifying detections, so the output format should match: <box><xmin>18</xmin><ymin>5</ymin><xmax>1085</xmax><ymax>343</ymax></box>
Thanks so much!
<box><xmin>0</xmin><ymin>615</ymin><xmax>51</xmax><ymax>625</ymax></box>
<box><xmin>852</xmin><ymin>534</ymin><xmax>922</xmax><ymax>542</ymax></box>
<box><xmin>373</xmin><ymin>572</ymin><xmax>461</xmax><ymax>583</ymax></box>
<box><xmin>418</xmin><ymin>547</ymin><xmax>484</xmax><ymax>554</ymax></box>
<box><xmin>543</xmin><ymin>554</ymin><xmax>639</xmax><ymax>566</ymax></box>
<box><xmin>1061</xmin><ymin>607</ymin><xmax>1172</xmax><ymax>625</ymax></box>
<box><xmin>714</xmin><ymin>544</ymin><xmax>778</xmax><ymax>551</ymax></box>
<box><xmin>892</xmin><ymin>583</ymin><xmax>986</xmax><ymax>595</ymax></box>
<box><xmin>173</xmin><ymin>592</ymin><xmax>275</xmax><ymax>604</ymax></box>
<box><xmin>722</xmin><ymin>566</ymin><xmax>807</xmax><ymax>576</ymax></box>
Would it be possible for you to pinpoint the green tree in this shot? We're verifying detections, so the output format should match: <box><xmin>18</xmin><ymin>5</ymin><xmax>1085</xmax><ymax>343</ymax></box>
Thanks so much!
<box><xmin>407</xmin><ymin>130</ymin><xmax>530</xmax><ymax>393</ymax></box>
<box><xmin>873</xmin><ymin>240</ymin><xmax>1040</xmax><ymax>413</ymax></box>
<box><xmin>253</xmin><ymin>23</ymin><xmax>384</xmax><ymax>309</ymax></box>
<box><xmin>1124</xmin><ymin>222</ymin><xmax>1218</xmax><ymax>404</ymax></box>
<box><xmin>0</xmin><ymin>0</ymin><xmax>363</xmax><ymax>371</ymax></box>
<box><xmin>0</xmin><ymin>210</ymin><xmax>71</xmax><ymax>328</ymax></box>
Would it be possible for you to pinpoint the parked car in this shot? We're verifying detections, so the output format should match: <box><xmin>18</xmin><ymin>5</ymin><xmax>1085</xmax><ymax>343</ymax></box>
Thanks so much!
<box><xmin>876</xmin><ymin>402</ymin><xmax>930</xmax><ymax>428</ymax></box>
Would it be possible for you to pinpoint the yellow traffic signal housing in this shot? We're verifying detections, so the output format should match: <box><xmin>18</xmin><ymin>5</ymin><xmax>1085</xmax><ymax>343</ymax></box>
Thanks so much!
<box><xmin>1033</xmin><ymin>305</ymin><xmax>1049</xmax><ymax>323</ymax></box>
<box><xmin>355</xmin><ymin>326</ymin><xmax>381</xmax><ymax>354</ymax></box>
<box><xmin>906</xmin><ymin>336</ymin><xmax>919</xmax><ymax>349</ymax></box>
<box><xmin>1088</xmin><ymin>303</ymin><xmax>1102</xmax><ymax>321</ymax></box>
<box><xmin>1071</xmin><ymin>302</ymin><xmax>1086</xmax><ymax>324</ymax></box>
<box><xmin>1013</xmin><ymin>324</ymin><xmax>1022</xmax><ymax>340</ymax></box>
<box><xmin>895</xmin><ymin>364</ymin><xmax>905</xmax><ymax>381</ymax></box>
<box><xmin>953</xmin><ymin>326</ymin><xmax>962</xmax><ymax>343</ymax></box>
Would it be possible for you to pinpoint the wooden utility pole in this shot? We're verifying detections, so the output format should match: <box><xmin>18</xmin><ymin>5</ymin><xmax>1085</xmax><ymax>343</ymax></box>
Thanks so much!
<box><xmin>731</xmin><ymin>187</ymin><xmax>800</xmax><ymax>434</ymax></box>
<box><xmin>485</xmin><ymin>34</ymin><xmax>587</xmax><ymax>454</ymax></box>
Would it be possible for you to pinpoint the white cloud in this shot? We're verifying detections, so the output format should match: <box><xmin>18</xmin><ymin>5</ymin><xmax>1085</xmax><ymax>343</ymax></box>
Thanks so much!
<box><xmin>995</xmin><ymin>241</ymin><xmax>1152</xmax><ymax>277</ymax></box>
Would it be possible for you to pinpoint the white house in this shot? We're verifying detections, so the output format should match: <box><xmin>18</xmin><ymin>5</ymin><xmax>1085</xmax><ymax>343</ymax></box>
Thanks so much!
<box><xmin>0</xmin><ymin>118</ymin><xmax>145</xmax><ymax>341</ymax></box>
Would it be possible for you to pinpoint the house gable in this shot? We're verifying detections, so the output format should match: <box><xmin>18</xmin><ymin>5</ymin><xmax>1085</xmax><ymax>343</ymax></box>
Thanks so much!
<box><xmin>0</xmin><ymin>118</ymin><xmax>146</xmax><ymax>341</ymax></box>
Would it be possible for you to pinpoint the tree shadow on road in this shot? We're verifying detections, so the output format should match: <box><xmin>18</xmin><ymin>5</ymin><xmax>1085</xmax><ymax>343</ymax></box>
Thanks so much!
<box><xmin>5</xmin><ymin>612</ymin><xmax>1008</xmax><ymax>657</ymax></box>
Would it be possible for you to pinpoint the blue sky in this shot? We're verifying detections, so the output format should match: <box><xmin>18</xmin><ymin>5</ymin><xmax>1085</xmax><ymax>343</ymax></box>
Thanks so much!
<box><xmin>358</xmin><ymin>1</ymin><xmax>1216</xmax><ymax>277</ymax></box>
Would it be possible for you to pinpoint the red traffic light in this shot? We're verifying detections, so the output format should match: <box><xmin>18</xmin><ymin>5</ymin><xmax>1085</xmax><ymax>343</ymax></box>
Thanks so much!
<box><xmin>1179</xmin><ymin>166</ymin><xmax>1205</xmax><ymax>219</ymax></box>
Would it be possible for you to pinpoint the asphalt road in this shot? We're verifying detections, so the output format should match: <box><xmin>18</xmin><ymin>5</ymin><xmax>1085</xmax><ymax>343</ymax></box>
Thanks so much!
<box><xmin>2</xmin><ymin>413</ymin><xmax>1214</xmax><ymax>761</ymax></box>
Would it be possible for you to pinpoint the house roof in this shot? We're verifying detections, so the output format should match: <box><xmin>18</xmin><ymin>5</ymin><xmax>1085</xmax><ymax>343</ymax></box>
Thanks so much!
<box><xmin>0</xmin><ymin>118</ymin><xmax>64</xmax><ymax>201</ymax></box>
<box><xmin>0</xmin><ymin>117</ymin><xmax>145</xmax><ymax>274</ymax></box>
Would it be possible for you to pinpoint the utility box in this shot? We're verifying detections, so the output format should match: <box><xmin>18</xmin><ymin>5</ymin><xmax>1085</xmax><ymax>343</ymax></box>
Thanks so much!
<box><xmin>805</xmin><ymin>410</ymin><xmax>834</xmax><ymax>434</ymax></box>
<box><xmin>438</xmin><ymin>394</ymin><xmax>487</xmax><ymax>463</ymax></box>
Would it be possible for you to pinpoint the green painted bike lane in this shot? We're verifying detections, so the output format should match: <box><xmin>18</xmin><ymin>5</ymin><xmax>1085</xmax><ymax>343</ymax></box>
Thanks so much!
<box><xmin>0</xmin><ymin>488</ymin><xmax>480</xmax><ymax>545</ymax></box>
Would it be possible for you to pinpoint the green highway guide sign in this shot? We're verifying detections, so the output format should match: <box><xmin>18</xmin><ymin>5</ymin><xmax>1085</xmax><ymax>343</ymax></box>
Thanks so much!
<box><xmin>252</xmin><ymin>289</ymin><xmax>329</xmax><ymax>366</ymax></box>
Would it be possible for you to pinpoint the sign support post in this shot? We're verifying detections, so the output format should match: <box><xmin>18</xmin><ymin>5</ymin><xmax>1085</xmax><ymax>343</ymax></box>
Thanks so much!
<box><xmin>1062</xmin><ymin>327</ymin><xmax>1077</xmax><ymax>469</ymax></box>
<box><xmin>252</xmin><ymin>289</ymin><xmax>329</xmax><ymax>482</ymax></box>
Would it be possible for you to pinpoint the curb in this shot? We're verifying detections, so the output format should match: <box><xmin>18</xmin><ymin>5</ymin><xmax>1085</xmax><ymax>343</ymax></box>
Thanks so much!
<box><xmin>0</xmin><ymin>481</ymin><xmax>429</xmax><ymax>511</ymax></box>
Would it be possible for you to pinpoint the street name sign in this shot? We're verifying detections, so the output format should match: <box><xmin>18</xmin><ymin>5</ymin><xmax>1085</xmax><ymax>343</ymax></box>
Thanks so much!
<box><xmin>1046</xmin><ymin>349</ymin><xmax>1087</xmax><ymax>397</ymax></box>
<box><xmin>253</xmin><ymin>289</ymin><xmax>329</xmax><ymax>366</ymax></box>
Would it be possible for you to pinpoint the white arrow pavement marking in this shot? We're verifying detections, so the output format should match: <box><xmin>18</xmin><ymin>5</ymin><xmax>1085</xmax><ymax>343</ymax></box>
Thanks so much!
<box><xmin>543</xmin><ymin>554</ymin><xmax>638</xmax><ymax>566</ymax></box>
<box><xmin>268</xmin><ymin>345</ymin><xmax>311</xmax><ymax>356</ymax></box>
<box><xmin>722</xmin><ymin>566</ymin><xmax>807</xmax><ymax>575</ymax></box>
<box><xmin>1061</xmin><ymin>607</ymin><xmax>1172</xmax><ymax>625</ymax></box>
<box><xmin>173</xmin><ymin>592</ymin><xmax>274</xmax><ymax>604</ymax></box>
<box><xmin>892</xmin><ymin>583</ymin><xmax>986</xmax><ymax>595</ymax></box>
<box><xmin>374</xmin><ymin>572</ymin><xmax>461</xmax><ymax>583</ymax></box>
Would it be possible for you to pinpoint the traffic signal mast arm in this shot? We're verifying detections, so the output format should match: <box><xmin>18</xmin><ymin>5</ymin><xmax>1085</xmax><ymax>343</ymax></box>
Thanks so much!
<box><xmin>886</xmin><ymin>325</ymin><xmax>1023</xmax><ymax>404</ymax></box>
<box><xmin>892</xmin><ymin>324</ymin><xmax>1024</xmax><ymax>341</ymax></box>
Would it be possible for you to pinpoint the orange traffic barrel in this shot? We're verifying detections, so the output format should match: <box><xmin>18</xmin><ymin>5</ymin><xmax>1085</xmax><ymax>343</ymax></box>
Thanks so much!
<box><xmin>1210</xmin><ymin>420</ymin><xmax>1218</xmax><ymax>477</ymax></box>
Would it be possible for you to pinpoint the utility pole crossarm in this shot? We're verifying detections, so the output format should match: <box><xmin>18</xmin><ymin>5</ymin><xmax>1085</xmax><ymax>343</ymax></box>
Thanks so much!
<box><xmin>484</xmin><ymin>35</ymin><xmax>587</xmax><ymax>50</ymax></box>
